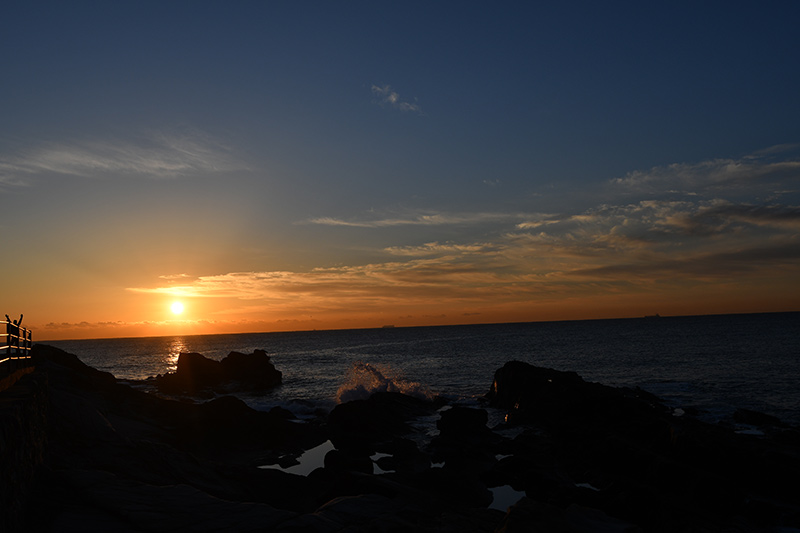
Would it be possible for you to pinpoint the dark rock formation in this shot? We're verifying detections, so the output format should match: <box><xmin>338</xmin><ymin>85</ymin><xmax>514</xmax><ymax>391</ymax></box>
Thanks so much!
<box><xmin>485</xmin><ymin>360</ymin><xmax>666</xmax><ymax>429</ymax></box>
<box><xmin>0</xmin><ymin>372</ymin><xmax>48</xmax><ymax>533</ymax></box>
<box><xmin>18</xmin><ymin>345</ymin><xmax>328</xmax><ymax>532</ymax></box>
<box><xmin>155</xmin><ymin>349</ymin><xmax>281</xmax><ymax>395</ymax></box>
<box><xmin>733</xmin><ymin>407</ymin><xmax>786</xmax><ymax>428</ymax></box>
<box><xmin>437</xmin><ymin>405</ymin><xmax>490</xmax><ymax>437</ymax></box>
<box><xmin>327</xmin><ymin>391</ymin><xmax>437</xmax><ymax>453</ymax></box>
<box><xmin>484</xmin><ymin>360</ymin><xmax>800</xmax><ymax>531</ymax></box>
<box><xmin>5</xmin><ymin>349</ymin><xmax>800</xmax><ymax>532</ymax></box>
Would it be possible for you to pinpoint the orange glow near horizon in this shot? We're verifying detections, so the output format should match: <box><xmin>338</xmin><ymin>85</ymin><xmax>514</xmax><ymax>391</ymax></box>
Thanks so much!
<box><xmin>20</xmin><ymin>174</ymin><xmax>800</xmax><ymax>342</ymax></box>
<box><xmin>30</xmin><ymin>279</ymin><xmax>799</xmax><ymax>341</ymax></box>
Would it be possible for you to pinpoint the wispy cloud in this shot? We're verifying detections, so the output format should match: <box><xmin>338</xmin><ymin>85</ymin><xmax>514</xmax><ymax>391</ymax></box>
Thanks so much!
<box><xmin>305</xmin><ymin>210</ymin><xmax>528</xmax><ymax>227</ymax></box>
<box><xmin>384</xmin><ymin>241</ymin><xmax>496</xmax><ymax>256</ymax></box>
<box><xmin>502</xmin><ymin>198</ymin><xmax>800</xmax><ymax>288</ymax></box>
<box><xmin>371</xmin><ymin>84</ymin><xmax>422</xmax><ymax>114</ymax></box>
<box><xmin>0</xmin><ymin>129</ymin><xmax>247</xmax><ymax>185</ymax></box>
<box><xmin>688</xmin><ymin>203</ymin><xmax>800</xmax><ymax>231</ymax></box>
<box><xmin>515</xmin><ymin>213</ymin><xmax>568</xmax><ymax>229</ymax></box>
<box><xmin>158</xmin><ymin>273</ymin><xmax>194</xmax><ymax>280</ymax></box>
<box><xmin>511</xmin><ymin>200</ymin><xmax>800</xmax><ymax>250</ymax></box>
<box><xmin>129</xmin><ymin>263</ymin><xmax>480</xmax><ymax>306</ymax></box>
<box><xmin>610</xmin><ymin>146</ymin><xmax>800</xmax><ymax>198</ymax></box>
<box><xmin>564</xmin><ymin>243</ymin><xmax>800</xmax><ymax>281</ymax></box>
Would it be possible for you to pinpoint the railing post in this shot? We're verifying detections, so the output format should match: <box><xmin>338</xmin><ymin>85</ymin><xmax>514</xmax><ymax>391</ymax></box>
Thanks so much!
<box><xmin>25</xmin><ymin>328</ymin><xmax>31</xmax><ymax>368</ymax></box>
<box><xmin>4</xmin><ymin>320</ymin><xmax>10</xmax><ymax>374</ymax></box>
<box><xmin>1</xmin><ymin>318</ymin><xmax>33</xmax><ymax>374</ymax></box>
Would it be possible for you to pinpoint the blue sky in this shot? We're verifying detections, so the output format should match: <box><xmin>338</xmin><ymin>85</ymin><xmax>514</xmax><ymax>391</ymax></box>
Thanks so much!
<box><xmin>2</xmin><ymin>1</ymin><xmax>799</xmax><ymax>339</ymax></box>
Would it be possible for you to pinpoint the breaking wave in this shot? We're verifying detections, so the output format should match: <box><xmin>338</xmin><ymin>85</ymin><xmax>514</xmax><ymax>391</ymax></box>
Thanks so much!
<box><xmin>335</xmin><ymin>361</ymin><xmax>434</xmax><ymax>404</ymax></box>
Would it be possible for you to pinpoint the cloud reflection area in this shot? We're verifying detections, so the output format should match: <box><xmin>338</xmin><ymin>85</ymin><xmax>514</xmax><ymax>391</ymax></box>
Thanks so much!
<box><xmin>258</xmin><ymin>443</ymin><xmax>399</xmax><ymax>477</ymax></box>
<box><xmin>259</xmin><ymin>440</ymin><xmax>335</xmax><ymax>476</ymax></box>
<box><xmin>489</xmin><ymin>485</ymin><xmax>526</xmax><ymax>512</ymax></box>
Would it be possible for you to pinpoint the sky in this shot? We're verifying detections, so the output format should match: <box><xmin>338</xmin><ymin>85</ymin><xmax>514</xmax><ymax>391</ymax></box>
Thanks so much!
<box><xmin>2</xmin><ymin>1</ymin><xmax>799</xmax><ymax>340</ymax></box>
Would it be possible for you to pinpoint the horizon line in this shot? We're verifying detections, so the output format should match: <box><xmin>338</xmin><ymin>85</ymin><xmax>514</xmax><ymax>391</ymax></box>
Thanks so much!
<box><xmin>35</xmin><ymin>309</ymin><xmax>798</xmax><ymax>344</ymax></box>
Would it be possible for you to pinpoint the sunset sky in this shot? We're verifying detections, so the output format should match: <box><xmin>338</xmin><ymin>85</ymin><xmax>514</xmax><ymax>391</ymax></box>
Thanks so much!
<box><xmin>3</xmin><ymin>2</ymin><xmax>799</xmax><ymax>340</ymax></box>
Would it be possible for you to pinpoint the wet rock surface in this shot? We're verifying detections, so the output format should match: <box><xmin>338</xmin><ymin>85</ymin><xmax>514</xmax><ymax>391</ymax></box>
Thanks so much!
<box><xmin>9</xmin><ymin>348</ymin><xmax>800</xmax><ymax>532</ymax></box>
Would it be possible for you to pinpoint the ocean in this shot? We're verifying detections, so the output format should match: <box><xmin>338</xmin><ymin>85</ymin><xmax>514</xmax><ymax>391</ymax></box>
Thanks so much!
<box><xmin>42</xmin><ymin>312</ymin><xmax>800</xmax><ymax>427</ymax></box>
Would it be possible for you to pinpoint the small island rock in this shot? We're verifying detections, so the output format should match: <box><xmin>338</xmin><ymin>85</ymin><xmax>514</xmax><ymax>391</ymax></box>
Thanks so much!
<box><xmin>156</xmin><ymin>349</ymin><xmax>282</xmax><ymax>395</ymax></box>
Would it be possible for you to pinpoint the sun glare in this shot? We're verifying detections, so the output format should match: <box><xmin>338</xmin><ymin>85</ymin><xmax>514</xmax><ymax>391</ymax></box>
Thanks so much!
<box><xmin>170</xmin><ymin>302</ymin><xmax>185</xmax><ymax>315</ymax></box>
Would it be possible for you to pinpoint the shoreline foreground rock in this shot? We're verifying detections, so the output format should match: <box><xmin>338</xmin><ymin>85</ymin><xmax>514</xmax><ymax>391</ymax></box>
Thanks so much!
<box><xmin>2</xmin><ymin>348</ymin><xmax>799</xmax><ymax>532</ymax></box>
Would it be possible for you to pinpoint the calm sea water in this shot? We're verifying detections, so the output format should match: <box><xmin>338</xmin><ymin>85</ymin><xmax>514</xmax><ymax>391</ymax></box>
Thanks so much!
<box><xmin>42</xmin><ymin>313</ymin><xmax>800</xmax><ymax>426</ymax></box>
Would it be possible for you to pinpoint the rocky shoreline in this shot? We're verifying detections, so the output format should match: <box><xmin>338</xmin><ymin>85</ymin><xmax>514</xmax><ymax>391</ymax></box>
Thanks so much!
<box><xmin>4</xmin><ymin>345</ymin><xmax>800</xmax><ymax>532</ymax></box>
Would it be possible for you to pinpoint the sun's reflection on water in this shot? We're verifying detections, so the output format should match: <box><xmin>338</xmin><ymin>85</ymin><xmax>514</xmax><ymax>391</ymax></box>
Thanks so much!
<box><xmin>165</xmin><ymin>337</ymin><xmax>188</xmax><ymax>372</ymax></box>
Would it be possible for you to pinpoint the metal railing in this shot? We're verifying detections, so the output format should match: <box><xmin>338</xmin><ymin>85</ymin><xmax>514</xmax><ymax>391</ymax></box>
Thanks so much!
<box><xmin>1</xmin><ymin>318</ymin><xmax>33</xmax><ymax>374</ymax></box>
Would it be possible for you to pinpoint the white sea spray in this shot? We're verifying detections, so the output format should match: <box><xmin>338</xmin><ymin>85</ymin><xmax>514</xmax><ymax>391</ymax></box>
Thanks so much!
<box><xmin>335</xmin><ymin>361</ymin><xmax>434</xmax><ymax>403</ymax></box>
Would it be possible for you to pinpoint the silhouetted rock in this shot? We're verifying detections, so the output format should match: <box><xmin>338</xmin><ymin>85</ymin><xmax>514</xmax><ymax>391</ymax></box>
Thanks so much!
<box><xmin>18</xmin><ymin>345</ymin><xmax>329</xmax><ymax>531</ymax></box>
<box><xmin>376</xmin><ymin>437</ymin><xmax>431</xmax><ymax>474</ymax></box>
<box><xmin>486</xmin><ymin>360</ymin><xmax>666</xmax><ymax>429</ymax></box>
<box><xmin>155</xmin><ymin>349</ymin><xmax>281</xmax><ymax>395</ymax></box>
<box><xmin>495</xmin><ymin>498</ymin><xmax>641</xmax><ymax>533</ymax></box>
<box><xmin>7</xmin><ymin>348</ymin><xmax>800</xmax><ymax>532</ymax></box>
<box><xmin>734</xmin><ymin>407</ymin><xmax>786</xmax><ymax>428</ymax></box>
<box><xmin>32</xmin><ymin>343</ymin><xmax>116</xmax><ymax>387</ymax></box>
<box><xmin>323</xmin><ymin>449</ymin><xmax>374</xmax><ymax>474</ymax></box>
<box><xmin>327</xmin><ymin>391</ymin><xmax>436</xmax><ymax>453</ymax></box>
<box><xmin>437</xmin><ymin>405</ymin><xmax>490</xmax><ymax>437</ymax></box>
<box><xmin>431</xmin><ymin>406</ymin><xmax>496</xmax><ymax>476</ymax></box>
<box><xmin>486</xmin><ymin>360</ymin><xmax>585</xmax><ymax>410</ymax></box>
<box><xmin>221</xmin><ymin>350</ymin><xmax>283</xmax><ymax>389</ymax></box>
<box><xmin>483</xmin><ymin>360</ymin><xmax>800</xmax><ymax>531</ymax></box>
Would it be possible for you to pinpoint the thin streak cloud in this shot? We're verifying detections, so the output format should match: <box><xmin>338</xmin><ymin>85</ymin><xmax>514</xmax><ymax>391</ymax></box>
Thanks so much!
<box><xmin>0</xmin><ymin>130</ymin><xmax>247</xmax><ymax>184</ymax></box>
<box><xmin>610</xmin><ymin>147</ymin><xmax>800</xmax><ymax>197</ymax></box>
<box><xmin>384</xmin><ymin>242</ymin><xmax>496</xmax><ymax>256</ymax></box>
<box><xmin>564</xmin><ymin>243</ymin><xmax>800</xmax><ymax>281</ymax></box>
<box><xmin>305</xmin><ymin>211</ymin><xmax>530</xmax><ymax>227</ymax></box>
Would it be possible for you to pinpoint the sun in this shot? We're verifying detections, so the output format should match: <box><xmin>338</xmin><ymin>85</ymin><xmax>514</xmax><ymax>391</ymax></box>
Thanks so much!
<box><xmin>170</xmin><ymin>302</ymin><xmax>185</xmax><ymax>315</ymax></box>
